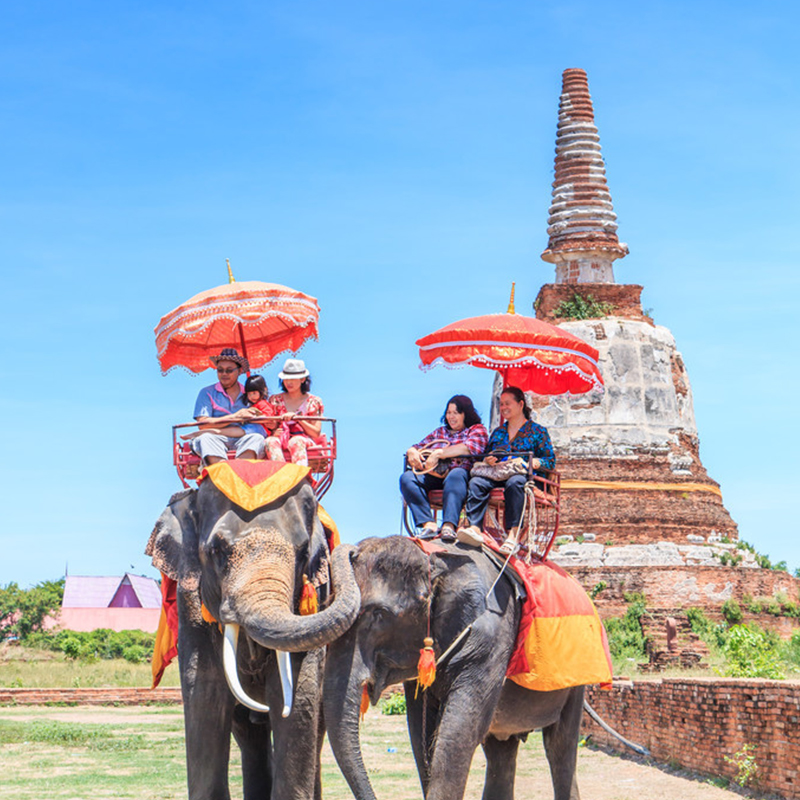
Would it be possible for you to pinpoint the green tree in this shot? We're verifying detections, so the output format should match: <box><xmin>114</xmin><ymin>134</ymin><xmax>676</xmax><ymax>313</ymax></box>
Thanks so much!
<box><xmin>0</xmin><ymin>578</ymin><xmax>64</xmax><ymax>641</ymax></box>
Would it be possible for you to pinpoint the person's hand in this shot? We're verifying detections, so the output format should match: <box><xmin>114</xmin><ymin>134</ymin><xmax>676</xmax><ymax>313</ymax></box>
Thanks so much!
<box><xmin>485</xmin><ymin>456</ymin><xmax>498</xmax><ymax>466</ymax></box>
<box><xmin>282</xmin><ymin>412</ymin><xmax>296</xmax><ymax>421</ymax></box>
<box><xmin>407</xmin><ymin>448</ymin><xmax>423</xmax><ymax>471</ymax></box>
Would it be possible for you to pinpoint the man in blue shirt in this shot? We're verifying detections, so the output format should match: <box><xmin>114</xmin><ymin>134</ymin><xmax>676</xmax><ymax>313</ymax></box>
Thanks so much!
<box><xmin>191</xmin><ymin>348</ymin><xmax>266</xmax><ymax>465</ymax></box>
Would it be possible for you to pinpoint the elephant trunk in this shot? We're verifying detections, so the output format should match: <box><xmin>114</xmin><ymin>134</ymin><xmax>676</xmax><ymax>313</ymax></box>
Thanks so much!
<box><xmin>324</xmin><ymin>638</ymin><xmax>377</xmax><ymax>800</ymax></box>
<box><xmin>228</xmin><ymin>541</ymin><xmax>361</xmax><ymax>654</ymax></box>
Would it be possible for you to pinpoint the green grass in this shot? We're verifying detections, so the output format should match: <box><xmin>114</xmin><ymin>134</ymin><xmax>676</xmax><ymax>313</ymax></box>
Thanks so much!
<box><xmin>0</xmin><ymin>706</ymin><xmax>745</xmax><ymax>800</ymax></box>
<box><xmin>0</xmin><ymin>646</ymin><xmax>180</xmax><ymax>688</ymax></box>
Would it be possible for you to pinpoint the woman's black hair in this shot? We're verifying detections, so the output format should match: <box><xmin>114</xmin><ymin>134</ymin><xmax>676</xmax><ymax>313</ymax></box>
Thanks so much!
<box><xmin>278</xmin><ymin>376</ymin><xmax>312</xmax><ymax>394</ymax></box>
<box><xmin>501</xmin><ymin>386</ymin><xmax>531</xmax><ymax>419</ymax></box>
<box><xmin>441</xmin><ymin>394</ymin><xmax>482</xmax><ymax>429</ymax></box>
<box><xmin>243</xmin><ymin>374</ymin><xmax>268</xmax><ymax>405</ymax></box>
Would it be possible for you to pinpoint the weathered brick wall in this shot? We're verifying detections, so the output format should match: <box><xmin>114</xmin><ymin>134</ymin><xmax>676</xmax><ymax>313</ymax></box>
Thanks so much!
<box><xmin>535</xmin><ymin>283</ymin><xmax>650</xmax><ymax>323</ymax></box>
<box><xmin>557</xmin><ymin>483</ymin><xmax>737</xmax><ymax>543</ymax></box>
<box><xmin>571</xmin><ymin>565</ymin><xmax>800</xmax><ymax>620</ymax></box>
<box><xmin>583</xmin><ymin>679</ymin><xmax>800</xmax><ymax>799</ymax></box>
<box><xmin>0</xmin><ymin>687</ymin><xmax>182</xmax><ymax>705</ymax></box>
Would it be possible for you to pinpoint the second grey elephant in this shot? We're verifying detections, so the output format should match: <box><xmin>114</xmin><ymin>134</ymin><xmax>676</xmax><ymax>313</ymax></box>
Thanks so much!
<box><xmin>147</xmin><ymin>474</ymin><xmax>360</xmax><ymax>800</ymax></box>
<box><xmin>324</xmin><ymin>536</ymin><xmax>585</xmax><ymax>800</ymax></box>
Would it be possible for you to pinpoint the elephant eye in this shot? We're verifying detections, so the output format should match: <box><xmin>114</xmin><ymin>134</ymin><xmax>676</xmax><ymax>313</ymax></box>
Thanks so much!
<box><xmin>207</xmin><ymin>536</ymin><xmax>230</xmax><ymax>562</ymax></box>
<box><xmin>370</xmin><ymin>606</ymin><xmax>394</xmax><ymax>624</ymax></box>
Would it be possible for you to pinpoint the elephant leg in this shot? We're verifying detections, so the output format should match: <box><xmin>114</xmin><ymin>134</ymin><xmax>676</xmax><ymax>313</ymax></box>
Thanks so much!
<box><xmin>269</xmin><ymin>648</ymin><xmax>325</xmax><ymax>800</ymax></box>
<box><xmin>542</xmin><ymin>686</ymin><xmax>584</xmax><ymax>800</ymax></box>
<box><xmin>231</xmin><ymin>704</ymin><xmax>272</xmax><ymax>799</ymax></box>
<box><xmin>179</xmin><ymin>617</ymin><xmax>236</xmax><ymax>800</ymax></box>
<box><xmin>404</xmin><ymin>680</ymin><xmax>441</xmax><ymax>796</ymax></box>
<box><xmin>424</xmin><ymin>670</ymin><xmax>506</xmax><ymax>800</ymax></box>
<box><xmin>480</xmin><ymin>734</ymin><xmax>520</xmax><ymax>800</ymax></box>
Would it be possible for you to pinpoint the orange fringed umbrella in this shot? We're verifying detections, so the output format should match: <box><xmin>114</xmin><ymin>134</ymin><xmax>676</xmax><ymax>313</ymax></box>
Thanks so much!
<box><xmin>416</xmin><ymin>285</ymin><xmax>603</xmax><ymax>396</ymax></box>
<box><xmin>155</xmin><ymin>261</ymin><xmax>320</xmax><ymax>374</ymax></box>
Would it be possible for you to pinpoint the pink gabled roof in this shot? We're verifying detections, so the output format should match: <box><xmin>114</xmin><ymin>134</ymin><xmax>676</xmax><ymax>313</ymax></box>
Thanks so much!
<box><xmin>127</xmin><ymin>574</ymin><xmax>161</xmax><ymax>608</ymax></box>
<box><xmin>62</xmin><ymin>574</ymin><xmax>161</xmax><ymax>609</ymax></box>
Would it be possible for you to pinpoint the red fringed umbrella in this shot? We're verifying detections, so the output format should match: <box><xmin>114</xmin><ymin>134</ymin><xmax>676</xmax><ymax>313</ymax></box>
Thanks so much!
<box><xmin>416</xmin><ymin>287</ymin><xmax>603</xmax><ymax>395</ymax></box>
<box><xmin>155</xmin><ymin>262</ymin><xmax>320</xmax><ymax>374</ymax></box>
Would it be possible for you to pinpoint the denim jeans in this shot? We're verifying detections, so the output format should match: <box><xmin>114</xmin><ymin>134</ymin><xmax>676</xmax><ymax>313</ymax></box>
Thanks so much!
<box><xmin>399</xmin><ymin>467</ymin><xmax>470</xmax><ymax>528</ymax></box>
<box><xmin>465</xmin><ymin>474</ymin><xmax>527</xmax><ymax>530</ymax></box>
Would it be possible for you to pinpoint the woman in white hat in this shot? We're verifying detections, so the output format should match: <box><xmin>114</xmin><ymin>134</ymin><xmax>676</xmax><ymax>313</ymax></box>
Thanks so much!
<box><xmin>265</xmin><ymin>358</ymin><xmax>325</xmax><ymax>466</ymax></box>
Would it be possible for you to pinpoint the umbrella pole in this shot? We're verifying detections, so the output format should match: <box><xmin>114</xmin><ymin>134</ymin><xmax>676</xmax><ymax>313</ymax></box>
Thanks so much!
<box><xmin>237</xmin><ymin>322</ymin><xmax>251</xmax><ymax>376</ymax></box>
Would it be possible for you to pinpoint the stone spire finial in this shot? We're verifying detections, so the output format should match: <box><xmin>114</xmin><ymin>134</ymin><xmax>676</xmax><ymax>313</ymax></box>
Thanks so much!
<box><xmin>541</xmin><ymin>68</ymin><xmax>628</xmax><ymax>284</ymax></box>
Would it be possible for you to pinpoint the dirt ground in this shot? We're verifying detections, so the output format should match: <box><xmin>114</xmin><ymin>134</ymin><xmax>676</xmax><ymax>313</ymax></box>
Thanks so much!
<box><xmin>0</xmin><ymin>706</ymin><xmax>765</xmax><ymax>800</ymax></box>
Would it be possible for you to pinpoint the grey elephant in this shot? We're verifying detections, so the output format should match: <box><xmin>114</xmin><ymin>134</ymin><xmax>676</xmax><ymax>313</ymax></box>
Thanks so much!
<box><xmin>146</xmin><ymin>469</ymin><xmax>360</xmax><ymax>800</ymax></box>
<box><xmin>324</xmin><ymin>536</ymin><xmax>588</xmax><ymax>800</ymax></box>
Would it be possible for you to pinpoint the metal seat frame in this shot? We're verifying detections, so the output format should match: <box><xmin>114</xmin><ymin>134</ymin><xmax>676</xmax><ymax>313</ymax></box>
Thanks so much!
<box><xmin>173</xmin><ymin>417</ymin><xmax>337</xmax><ymax>500</ymax></box>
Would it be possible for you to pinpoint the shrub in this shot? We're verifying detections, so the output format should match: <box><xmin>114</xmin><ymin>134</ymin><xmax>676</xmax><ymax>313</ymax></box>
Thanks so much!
<box><xmin>721</xmin><ymin>599</ymin><xmax>743</xmax><ymax>625</ymax></box>
<box><xmin>724</xmin><ymin>744</ymin><xmax>759</xmax><ymax>788</ymax></box>
<box><xmin>783</xmin><ymin>632</ymin><xmax>800</xmax><ymax>668</ymax></box>
<box><xmin>687</xmin><ymin>607</ymin><xmax>729</xmax><ymax>651</ymax></box>
<box><xmin>122</xmin><ymin>645</ymin><xmax>148</xmax><ymax>664</ymax></box>
<box><xmin>380</xmin><ymin>692</ymin><xmax>407</xmax><ymax>716</ymax></box>
<box><xmin>604</xmin><ymin>594</ymin><xmax>648</xmax><ymax>662</ymax></box>
<box><xmin>50</xmin><ymin>629</ymin><xmax>156</xmax><ymax>662</ymax></box>
<box><xmin>589</xmin><ymin>581</ymin><xmax>607</xmax><ymax>600</ymax></box>
<box><xmin>721</xmin><ymin>625</ymin><xmax>785</xmax><ymax>679</ymax></box>
<box><xmin>553</xmin><ymin>293</ymin><xmax>615</xmax><ymax>320</ymax></box>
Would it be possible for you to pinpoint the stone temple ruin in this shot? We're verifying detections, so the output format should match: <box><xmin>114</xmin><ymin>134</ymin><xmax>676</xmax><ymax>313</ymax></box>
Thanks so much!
<box><xmin>532</xmin><ymin>69</ymin><xmax>800</xmax><ymax>667</ymax></box>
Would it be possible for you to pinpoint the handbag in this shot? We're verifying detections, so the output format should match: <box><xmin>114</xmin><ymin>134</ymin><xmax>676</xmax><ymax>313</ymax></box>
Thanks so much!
<box><xmin>413</xmin><ymin>449</ymin><xmax>451</xmax><ymax>478</ymax></box>
<box><xmin>470</xmin><ymin>457</ymin><xmax>527</xmax><ymax>481</ymax></box>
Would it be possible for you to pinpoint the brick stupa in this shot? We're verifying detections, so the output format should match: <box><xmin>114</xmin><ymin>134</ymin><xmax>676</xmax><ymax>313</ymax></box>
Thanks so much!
<box><xmin>531</xmin><ymin>69</ymin><xmax>799</xmax><ymax>647</ymax></box>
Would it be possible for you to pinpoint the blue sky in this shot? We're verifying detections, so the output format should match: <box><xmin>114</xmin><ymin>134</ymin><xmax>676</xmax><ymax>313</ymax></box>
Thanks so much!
<box><xmin>2</xmin><ymin>1</ymin><xmax>799</xmax><ymax>586</ymax></box>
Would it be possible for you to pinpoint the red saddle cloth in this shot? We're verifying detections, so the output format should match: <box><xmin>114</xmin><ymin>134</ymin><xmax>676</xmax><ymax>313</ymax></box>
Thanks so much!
<box><xmin>505</xmin><ymin>555</ymin><xmax>612</xmax><ymax>691</ymax></box>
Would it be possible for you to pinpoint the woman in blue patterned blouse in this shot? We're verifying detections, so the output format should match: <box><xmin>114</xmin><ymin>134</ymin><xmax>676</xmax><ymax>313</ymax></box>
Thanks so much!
<box><xmin>401</xmin><ymin>395</ymin><xmax>489</xmax><ymax>541</ymax></box>
<box><xmin>458</xmin><ymin>386</ymin><xmax>555</xmax><ymax>553</ymax></box>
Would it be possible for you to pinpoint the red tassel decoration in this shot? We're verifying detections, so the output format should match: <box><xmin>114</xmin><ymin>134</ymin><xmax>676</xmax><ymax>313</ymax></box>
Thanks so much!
<box><xmin>360</xmin><ymin>685</ymin><xmax>370</xmax><ymax>720</ymax></box>
<box><xmin>416</xmin><ymin>637</ymin><xmax>436</xmax><ymax>694</ymax></box>
<box><xmin>299</xmin><ymin>575</ymin><xmax>318</xmax><ymax>616</ymax></box>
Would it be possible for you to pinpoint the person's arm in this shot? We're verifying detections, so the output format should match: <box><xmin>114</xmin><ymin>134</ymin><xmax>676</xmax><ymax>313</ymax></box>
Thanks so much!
<box><xmin>425</xmin><ymin>425</ymin><xmax>487</xmax><ymax>465</ymax></box>
<box><xmin>406</xmin><ymin>427</ymin><xmax>441</xmax><ymax>470</ymax></box>
<box><xmin>533</xmin><ymin>425</ymin><xmax>556</xmax><ymax>471</ymax></box>
<box><xmin>195</xmin><ymin>410</ymin><xmax>250</xmax><ymax>427</ymax></box>
<box><xmin>482</xmin><ymin>427</ymin><xmax>504</xmax><ymax>466</ymax></box>
<box><xmin>193</xmin><ymin>387</ymin><xmax>249</xmax><ymax>428</ymax></box>
<box><xmin>287</xmin><ymin>396</ymin><xmax>323</xmax><ymax>439</ymax></box>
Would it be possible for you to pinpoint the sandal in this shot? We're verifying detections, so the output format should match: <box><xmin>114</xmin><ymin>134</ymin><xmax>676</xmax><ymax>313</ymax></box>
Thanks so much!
<box><xmin>439</xmin><ymin>523</ymin><xmax>457</xmax><ymax>542</ymax></box>
<box><xmin>456</xmin><ymin>526</ymin><xmax>484</xmax><ymax>547</ymax></box>
<box><xmin>499</xmin><ymin>536</ymin><xmax>518</xmax><ymax>555</ymax></box>
<box><xmin>415</xmin><ymin>524</ymin><xmax>440</xmax><ymax>540</ymax></box>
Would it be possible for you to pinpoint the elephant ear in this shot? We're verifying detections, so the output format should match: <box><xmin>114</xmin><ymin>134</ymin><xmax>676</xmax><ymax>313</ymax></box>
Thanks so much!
<box><xmin>145</xmin><ymin>489</ymin><xmax>199</xmax><ymax>585</ymax></box>
<box><xmin>306</xmin><ymin>512</ymin><xmax>333</xmax><ymax>603</ymax></box>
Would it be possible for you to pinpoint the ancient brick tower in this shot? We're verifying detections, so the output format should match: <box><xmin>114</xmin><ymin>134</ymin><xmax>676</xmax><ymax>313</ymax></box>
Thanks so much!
<box><xmin>533</xmin><ymin>68</ymin><xmax>738</xmax><ymax>550</ymax></box>
<box><xmin>528</xmin><ymin>70</ymin><xmax>800</xmax><ymax>630</ymax></box>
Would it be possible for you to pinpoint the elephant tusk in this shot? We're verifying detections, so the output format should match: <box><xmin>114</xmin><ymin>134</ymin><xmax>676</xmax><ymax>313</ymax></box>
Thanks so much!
<box><xmin>223</xmin><ymin>623</ymin><xmax>271</xmax><ymax>714</ymax></box>
<box><xmin>276</xmin><ymin>650</ymin><xmax>294</xmax><ymax>718</ymax></box>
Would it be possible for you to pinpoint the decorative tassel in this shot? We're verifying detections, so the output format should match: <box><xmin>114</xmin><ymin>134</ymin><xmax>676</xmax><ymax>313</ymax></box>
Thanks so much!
<box><xmin>360</xmin><ymin>685</ymin><xmax>370</xmax><ymax>720</ymax></box>
<box><xmin>201</xmin><ymin>603</ymin><xmax>223</xmax><ymax>633</ymax></box>
<box><xmin>299</xmin><ymin>575</ymin><xmax>318</xmax><ymax>616</ymax></box>
<box><xmin>416</xmin><ymin>637</ymin><xmax>436</xmax><ymax>694</ymax></box>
